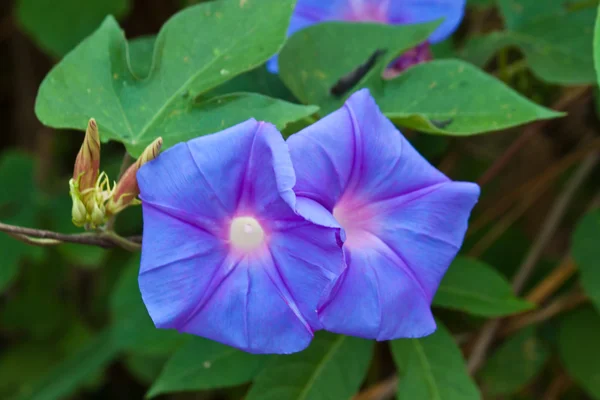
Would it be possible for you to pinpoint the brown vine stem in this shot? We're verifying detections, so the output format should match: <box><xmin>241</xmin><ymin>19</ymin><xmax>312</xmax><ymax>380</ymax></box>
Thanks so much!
<box><xmin>525</xmin><ymin>256</ymin><xmax>576</xmax><ymax>305</ymax></box>
<box><xmin>467</xmin><ymin>152</ymin><xmax>599</xmax><ymax>374</ymax></box>
<box><xmin>467</xmin><ymin>181</ymin><xmax>551</xmax><ymax>258</ymax></box>
<box><xmin>500</xmin><ymin>290</ymin><xmax>587</xmax><ymax>338</ymax></box>
<box><xmin>468</xmin><ymin>137</ymin><xmax>600</xmax><ymax>238</ymax></box>
<box><xmin>0</xmin><ymin>221</ymin><xmax>141</xmax><ymax>251</ymax></box>
<box><xmin>476</xmin><ymin>86</ymin><xmax>591</xmax><ymax>187</ymax></box>
<box><xmin>522</xmin><ymin>191</ymin><xmax>600</xmax><ymax>305</ymax></box>
<box><xmin>542</xmin><ymin>372</ymin><xmax>572</xmax><ymax>400</ymax></box>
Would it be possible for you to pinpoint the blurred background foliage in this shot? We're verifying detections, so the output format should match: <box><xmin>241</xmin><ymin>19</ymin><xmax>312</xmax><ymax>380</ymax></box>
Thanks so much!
<box><xmin>0</xmin><ymin>0</ymin><xmax>599</xmax><ymax>399</ymax></box>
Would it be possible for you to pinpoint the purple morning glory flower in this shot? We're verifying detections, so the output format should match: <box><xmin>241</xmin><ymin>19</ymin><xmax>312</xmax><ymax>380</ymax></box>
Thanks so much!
<box><xmin>268</xmin><ymin>0</ymin><xmax>465</xmax><ymax>75</ymax></box>
<box><xmin>136</xmin><ymin>119</ymin><xmax>345</xmax><ymax>354</ymax></box>
<box><xmin>287</xmin><ymin>89</ymin><xmax>480</xmax><ymax>340</ymax></box>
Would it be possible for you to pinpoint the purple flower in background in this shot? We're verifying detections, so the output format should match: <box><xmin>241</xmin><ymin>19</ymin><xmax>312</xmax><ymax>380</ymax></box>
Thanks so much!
<box><xmin>287</xmin><ymin>89</ymin><xmax>479</xmax><ymax>340</ymax></box>
<box><xmin>268</xmin><ymin>0</ymin><xmax>465</xmax><ymax>76</ymax></box>
<box><xmin>137</xmin><ymin>120</ymin><xmax>344</xmax><ymax>354</ymax></box>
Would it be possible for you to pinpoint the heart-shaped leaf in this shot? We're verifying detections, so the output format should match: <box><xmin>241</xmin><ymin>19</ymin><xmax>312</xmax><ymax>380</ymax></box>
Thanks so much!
<box><xmin>34</xmin><ymin>0</ymin><xmax>314</xmax><ymax>156</ymax></box>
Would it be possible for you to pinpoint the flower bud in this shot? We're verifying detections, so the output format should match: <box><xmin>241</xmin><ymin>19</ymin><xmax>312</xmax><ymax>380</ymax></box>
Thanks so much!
<box><xmin>69</xmin><ymin>180</ymin><xmax>88</xmax><ymax>227</ymax></box>
<box><xmin>73</xmin><ymin>118</ymin><xmax>101</xmax><ymax>201</ymax></box>
<box><xmin>89</xmin><ymin>201</ymin><xmax>106</xmax><ymax>228</ymax></box>
<box><xmin>106</xmin><ymin>137</ymin><xmax>163</xmax><ymax>215</ymax></box>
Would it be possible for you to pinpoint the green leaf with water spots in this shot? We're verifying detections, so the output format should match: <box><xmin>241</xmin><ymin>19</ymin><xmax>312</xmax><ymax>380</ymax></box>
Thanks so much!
<box><xmin>34</xmin><ymin>0</ymin><xmax>313</xmax><ymax>157</ymax></box>
<box><xmin>279</xmin><ymin>22</ymin><xmax>561</xmax><ymax>135</ymax></box>
<box><xmin>377</xmin><ymin>60</ymin><xmax>562</xmax><ymax>135</ymax></box>
<box><xmin>279</xmin><ymin>21</ymin><xmax>438</xmax><ymax>114</ymax></box>
<box><xmin>246</xmin><ymin>333</ymin><xmax>373</xmax><ymax>400</ymax></box>
<box><xmin>391</xmin><ymin>321</ymin><xmax>481</xmax><ymax>400</ymax></box>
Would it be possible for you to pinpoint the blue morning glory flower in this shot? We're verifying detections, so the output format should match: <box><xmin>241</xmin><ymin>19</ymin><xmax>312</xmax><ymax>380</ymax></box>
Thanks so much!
<box><xmin>136</xmin><ymin>119</ymin><xmax>345</xmax><ymax>354</ymax></box>
<box><xmin>268</xmin><ymin>0</ymin><xmax>466</xmax><ymax>75</ymax></box>
<box><xmin>287</xmin><ymin>89</ymin><xmax>480</xmax><ymax>340</ymax></box>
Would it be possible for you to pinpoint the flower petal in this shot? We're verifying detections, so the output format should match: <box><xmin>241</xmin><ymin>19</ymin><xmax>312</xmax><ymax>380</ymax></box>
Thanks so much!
<box><xmin>387</xmin><ymin>0</ymin><xmax>466</xmax><ymax>43</ymax></box>
<box><xmin>269</xmin><ymin>222</ymin><xmax>345</xmax><ymax>330</ymax></box>
<box><xmin>137</xmin><ymin>119</ymin><xmax>264</xmax><ymax>224</ymax></box>
<box><xmin>340</xmin><ymin>88</ymin><xmax>449</xmax><ymax>202</ymax></box>
<box><xmin>266</xmin><ymin>0</ymin><xmax>354</xmax><ymax>73</ymax></box>
<box><xmin>178</xmin><ymin>255</ymin><xmax>314</xmax><ymax>354</ymax></box>
<box><xmin>370</xmin><ymin>181</ymin><xmax>480</xmax><ymax>300</ymax></box>
<box><xmin>287</xmin><ymin>104</ymin><xmax>356</xmax><ymax>210</ymax></box>
<box><xmin>234</xmin><ymin>121</ymin><xmax>297</xmax><ymax>222</ymax></box>
<box><xmin>289</xmin><ymin>89</ymin><xmax>479</xmax><ymax>340</ymax></box>
<box><xmin>138</xmin><ymin>204</ymin><xmax>228</xmax><ymax>329</ymax></box>
<box><xmin>319</xmin><ymin>181</ymin><xmax>479</xmax><ymax>340</ymax></box>
<box><xmin>319</xmin><ymin>243</ymin><xmax>437</xmax><ymax>340</ymax></box>
<box><xmin>289</xmin><ymin>88</ymin><xmax>448</xmax><ymax>208</ymax></box>
<box><xmin>139</xmin><ymin>118</ymin><xmax>345</xmax><ymax>354</ymax></box>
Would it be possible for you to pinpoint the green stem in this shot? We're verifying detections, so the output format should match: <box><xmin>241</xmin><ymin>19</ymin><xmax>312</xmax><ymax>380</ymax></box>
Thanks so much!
<box><xmin>101</xmin><ymin>230</ymin><xmax>142</xmax><ymax>252</ymax></box>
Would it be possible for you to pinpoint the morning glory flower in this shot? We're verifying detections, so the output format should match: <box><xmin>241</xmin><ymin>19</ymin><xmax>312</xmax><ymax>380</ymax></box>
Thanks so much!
<box><xmin>268</xmin><ymin>0</ymin><xmax>466</xmax><ymax>76</ymax></box>
<box><xmin>136</xmin><ymin>119</ymin><xmax>345</xmax><ymax>354</ymax></box>
<box><xmin>287</xmin><ymin>89</ymin><xmax>479</xmax><ymax>340</ymax></box>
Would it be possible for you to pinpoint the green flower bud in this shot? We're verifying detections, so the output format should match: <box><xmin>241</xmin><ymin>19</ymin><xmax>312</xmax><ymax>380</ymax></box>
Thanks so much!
<box><xmin>69</xmin><ymin>178</ymin><xmax>87</xmax><ymax>227</ymax></box>
<box><xmin>106</xmin><ymin>137</ymin><xmax>163</xmax><ymax>215</ymax></box>
<box><xmin>89</xmin><ymin>201</ymin><xmax>106</xmax><ymax>228</ymax></box>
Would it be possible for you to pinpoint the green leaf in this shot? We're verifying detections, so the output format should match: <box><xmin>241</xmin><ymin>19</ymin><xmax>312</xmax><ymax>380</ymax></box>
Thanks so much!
<box><xmin>14</xmin><ymin>329</ymin><xmax>119</xmax><ymax>400</ymax></box>
<box><xmin>124</xmin><ymin>354</ymin><xmax>168</xmax><ymax>385</ymax></box>
<box><xmin>377</xmin><ymin>60</ymin><xmax>562</xmax><ymax>136</ymax></box>
<box><xmin>148</xmin><ymin>338</ymin><xmax>269</xmax><ymax>397</ymax></box>
<box><xmin>0</xmin><ymin>344</ymin><xmax>60</xmax><ymax>399</ymax></box>
<box><xmin>279</xmin><ymin>21</ymin><xmax>438</xmax><ymax>114</ymax></box>
<box><xmin>462</xmin><ymin>0</ymin><xmax>596</xmax><ymax>84</ymax></box>
<box><xmin>110</xmin><ymin>256</ymin><xmax>187</xmax><ymax>355</ymax></box>
<box><xmin>0</xmin><ymin>152</ymin><xmax>43</xmax><ymax>291</ymax></box>
<box><xmin>35</xmin><ymin>0</ymin><xmax>310</xmax><ymax>156</ymax></box>
<box><xmin>128</xmin><ymin>36</ymin><xmax>156</xmax><ymax>78</ymax></box>
<box><xmin>279</xmin><ymin>23</ymin><xmax>560</xmax><ymax>135</ymax></box>
<box><xmin>468</xmin><ymin>0</ymin><xmax>494</xmax><ymax>7</ymax></box>
<box><xmin>391</xmin><ymin>321</ymin><xmax>481</xmax><ymax>400</ymax></box>
<box><xmin>203</xmin><ymin>65</ymin><xmax>297</xmax><ymax>103</ymax></box>
<box><xmin>595</xmin><ymin>2</ymin><xmax>600</xmax><ymax>86</ymax></box>
<box><xmin>246</xmin><ymin>333</ymin><xmax>373</xmax><ymax>400</ymax></box>
<box><xmin>433</xmin><ymin>257</ymin><xmax>534</xmax><ymax>317</ymax></box>
<box><xmin>0</xmin><ymin>260</ymin><xmax>71</xmax><ymax>340</ymax></box>
<box><xmin>479</xmin><ymin>326</ymin><xmax>550</xmax><ymax>395</ymax></box>
<box><xmin>559</xmin><ymin>307</ymin><xmax>600</xmax><ymax>399</ymax></box>
<box><xmin>572</xmin><ymin>210</ymin><xmax>600</xmax><ymax>311</ymax></box>
<box><xmin>16</xmin><ymin>0</ymin><xmax>130</xmax><ymax>57</ymax></box>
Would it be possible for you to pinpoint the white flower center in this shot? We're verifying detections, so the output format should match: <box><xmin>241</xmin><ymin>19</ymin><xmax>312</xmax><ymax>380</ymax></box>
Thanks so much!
<box><xmin>229</xmin><ymin>217</ymin><xmax>265</xmax><ymax>251</ymax></box>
